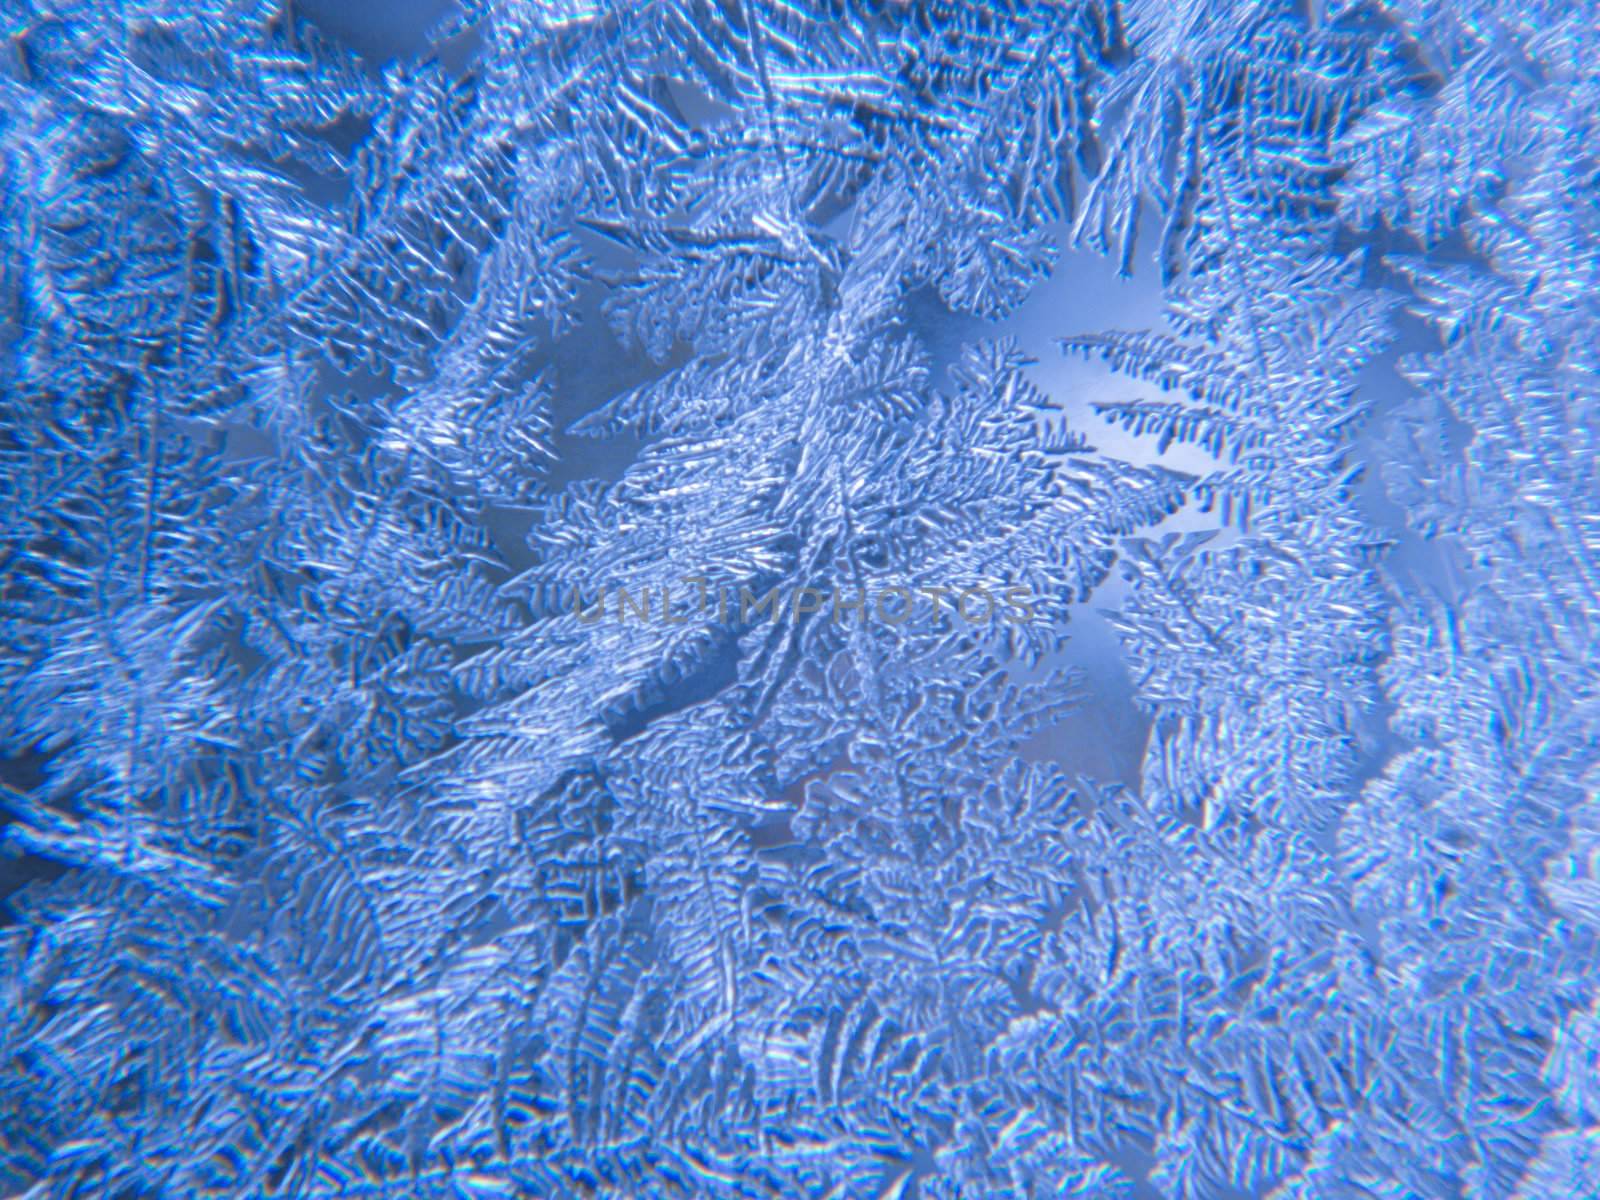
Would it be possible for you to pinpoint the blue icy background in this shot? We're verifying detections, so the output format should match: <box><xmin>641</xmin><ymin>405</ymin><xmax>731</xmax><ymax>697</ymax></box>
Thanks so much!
<box><xmin>1</xmin><ymin>2</ymin><xmax>1597</xmax><ymax>1198</ymax></box>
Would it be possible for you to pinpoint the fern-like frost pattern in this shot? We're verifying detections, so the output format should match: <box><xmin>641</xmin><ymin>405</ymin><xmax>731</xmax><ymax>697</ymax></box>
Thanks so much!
<box><xmin>0</xmin><ymin>1</ymin><xmax>1595</xmax><ymax>1197</ymax></box>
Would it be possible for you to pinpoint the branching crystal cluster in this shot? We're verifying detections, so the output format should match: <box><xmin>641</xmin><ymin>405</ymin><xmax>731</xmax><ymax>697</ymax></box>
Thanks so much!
<box><xmin>0</xmin><ymin>1</ymin><xmax>1595</xmax><ymax>1197</ymax></box>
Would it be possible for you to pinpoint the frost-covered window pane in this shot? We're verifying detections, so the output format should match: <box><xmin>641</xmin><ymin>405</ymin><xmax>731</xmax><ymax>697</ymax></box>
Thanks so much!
<box><xmin>1</xmin><ymin>2</ymin><xmax>1595</xmax><ymax>1197</ymax></box>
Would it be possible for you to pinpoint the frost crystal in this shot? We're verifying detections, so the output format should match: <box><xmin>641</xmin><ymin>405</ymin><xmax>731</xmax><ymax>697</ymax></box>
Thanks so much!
<box><xmin>1</xmin><ymin>2</ymin><xmax>1596</xmax><ymax>1197</ymax></box>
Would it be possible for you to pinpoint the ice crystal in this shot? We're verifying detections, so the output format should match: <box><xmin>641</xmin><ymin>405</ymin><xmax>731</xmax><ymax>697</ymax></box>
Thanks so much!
<box><xmin>1</xmin><ymin>1</ymin><xmax>1595</xmax><ymax>1197</ymax></box>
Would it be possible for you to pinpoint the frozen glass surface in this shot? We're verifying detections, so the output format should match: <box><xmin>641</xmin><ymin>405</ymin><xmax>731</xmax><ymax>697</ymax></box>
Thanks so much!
<box><xmin>1</xmin><ymin>2</ymin><xmax>1596</xmax><ymax>1197</ymax></box>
